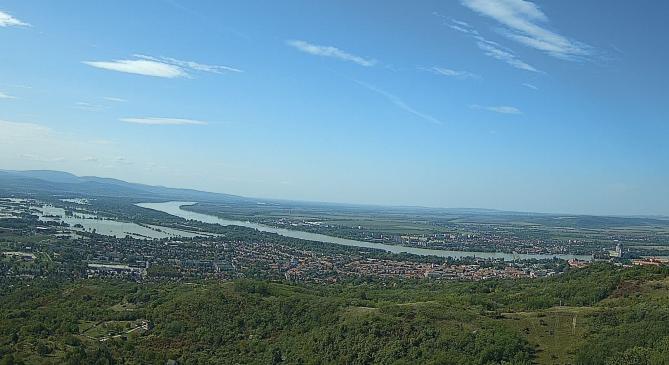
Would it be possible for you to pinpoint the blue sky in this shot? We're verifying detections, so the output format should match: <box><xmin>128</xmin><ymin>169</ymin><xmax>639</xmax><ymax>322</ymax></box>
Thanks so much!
<box><xmin>1</xmin><ymin>0</ymin><xmax>667</xmax><ymax>215</ymax></box>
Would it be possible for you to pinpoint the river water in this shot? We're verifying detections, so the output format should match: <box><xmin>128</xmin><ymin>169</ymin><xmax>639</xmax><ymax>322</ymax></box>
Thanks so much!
<box><xmin>36</xmin><ymin>204</ymin><xmax>204</xmax><ymax>240</ymax></box>
<box><xmin>137</xmin><ymin>201</ymin><xmax>593</xmax><ymax>261</ymax></box>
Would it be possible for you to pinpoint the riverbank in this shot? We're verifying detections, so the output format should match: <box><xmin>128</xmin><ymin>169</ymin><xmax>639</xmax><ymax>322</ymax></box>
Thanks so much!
<box><xmin>137</xmin><ymin>201</ymin><xmax>593</xmax><ymax>261</ymax></box>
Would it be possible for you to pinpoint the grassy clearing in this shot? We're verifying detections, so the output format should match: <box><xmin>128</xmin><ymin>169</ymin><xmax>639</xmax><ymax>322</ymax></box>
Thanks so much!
<box><xmin>502</xmin><ymin>308</ymin><xmax>591</xmax><ymax>365</ymax></box>
<box><xmin>344</xmin><ymin>306</ymin><xmax>377</xmax><ymax>317</ymax></box>
<box><xmin>109</xmin><ymin>302</ymin><xmax>137</xmax><ymax>312</ymax></box>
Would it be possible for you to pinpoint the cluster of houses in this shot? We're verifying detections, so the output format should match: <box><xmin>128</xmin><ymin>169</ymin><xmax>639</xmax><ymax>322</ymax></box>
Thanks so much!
<box><xmin>568</xmin><ymin>243</ymin><xmax>669</xmax><ymax>269</ymax></box>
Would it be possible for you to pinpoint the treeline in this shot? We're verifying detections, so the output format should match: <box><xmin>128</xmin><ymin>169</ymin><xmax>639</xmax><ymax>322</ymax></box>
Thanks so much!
<box><xmin>1</xmin><ymin>264</ymin><xmax>668</xmax><ymax>364</ymax></box>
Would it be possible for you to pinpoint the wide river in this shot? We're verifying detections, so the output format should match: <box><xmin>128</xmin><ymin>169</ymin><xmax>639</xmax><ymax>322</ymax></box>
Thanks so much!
<box><xmin>137</xmin><ymin>201</ymin><xmax>593</xmax><ymax>261</ymax></box>
<box><xmin>37</xmin><ymin>204</ymin><xmax>204</xmax><ymax>240</ymax></box>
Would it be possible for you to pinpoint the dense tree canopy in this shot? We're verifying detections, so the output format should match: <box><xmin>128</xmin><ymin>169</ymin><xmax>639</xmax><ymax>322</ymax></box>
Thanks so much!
<box><xmin>1</xmin><ymin>265</ymin><xmax>669</xmax><ymax>364</ymax></box>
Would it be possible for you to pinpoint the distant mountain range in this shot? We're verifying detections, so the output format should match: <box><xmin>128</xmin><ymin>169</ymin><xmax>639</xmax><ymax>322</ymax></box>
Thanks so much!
<box><xmin>0</xmin><ymin>169</ymin><xmax>248</xmax><ymax>203</ymax></box>
<box><xmin>1</xmin><ymin>170</ymin><xmax>667</xmax><ymax>225</ymax></box>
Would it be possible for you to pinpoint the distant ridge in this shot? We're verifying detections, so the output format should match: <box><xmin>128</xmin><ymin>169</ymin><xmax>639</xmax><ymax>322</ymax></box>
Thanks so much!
<box><xmin>0</xmin><ymin>169</ymin><xmax>249</xmax><ymax>203</ymax></box>
<box><xmin>1</xmin><ymin>169</ymin><xmax>668</xmax><ymax>226</ymax></box>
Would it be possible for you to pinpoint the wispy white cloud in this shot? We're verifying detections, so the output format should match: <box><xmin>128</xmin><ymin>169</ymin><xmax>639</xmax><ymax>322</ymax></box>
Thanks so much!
<box><xmin>103</xmin><ymin>96</ymin><xmax>127</xmax><ymax>102</ymax></box>
<box><xmin>84</xmin><ymin>59</ymin><xmax>187</xmax><ymax>78</ymax></box>
<box><xmin>89</xmin><ymin>139</ymin><xmax>115</xmax><ymax>145</ymax></box>
<box><xmin>287</xmin><ymin>40</ymin><xmax>377</xmax><ymax>67</ymax></box>
<box><xmin>76</xmin><ymin>99</ymin><xmax>126</xmax><ymax>111</ymax></box>
<box><xmin>84</xmin><ymin>55</ymin><xmax>242</xmax><ymax>78</ymax></box>
<box><xmin>19</xmin><ymin>154</ymin><xmax>65</xmax><ymax>163</ymax></box>
<box><xmin>444</xmin><ymin>16</ymin><xmax>539</xmax><ymax>72</ymax></box>
<box><xmin>470</xmin><ymin>104</ymin><xmax>522</xmax><ymax>114</ymax></box>
<box><xmin>75</xmin><ymin>102</ymin><xmax>105</xmax><ymax>112</ymax></box>
<box><xmin>0</xmin><ymin>10</ymin><xmax>29</xmax><ymax>27</ymax></box>
<box><xmin>114</xmin><ymin>157</ymin><xmax>133</xmax><ymax>165</ymax></box>
<box><xmin>120</xmin><ymin>117</ymin><xmax>208</xmax><ymax>126</ymax></box>
<box><xmin>0</xmin><ymin>83</ymin><xmax>31</xmax><ymax>89</ymax></box>
<box><xmin>522</xmin><ymin>83</ymin><xmax>538</xmax><ymax>90</ymax></box>
<box><xmin>461</xmin><ymin>0</ymin><xmax>592</xmax><ymax>60</ymax></box>
<box><xmin>0</xmin><ymin>91</ymin><xmax>16</xmax><ymax>99</ymax></box>
<box><xmin>0</xmin><ymin>120</ymin><xmax>51</xmax><ymax>142</ymax></box>
<box><xmin>434</xmin><ymin>12</ymin><xmax>479</xmax><ymax>36</ymax></box>
<box><xmin>135</xmin><ymin>54</ymin><xmax>243</xmax><ymax>73</ymax></box>
<box><xmin>476</xmin><ymin>41</ymin><xmax>538</xmax><ymax>72</ymax></box>
<box><xmin>356</xmin><ymin>81</ymin><xmax>443</xmax><ymax>125</ymax></box>
<box><xmin>0</xmin><ymin>119</ymin><xmax>144</xmax><ymax>172</ymax></box>
<box><xmin>422</xmin><ymin>66</ymin><xmax>480</xmax><ymax>80</ymax></box>
<box><xmin>0</xmin><ymin>121</ymin><xmax>69</xmax><ymax>163</ymax></box>
<box><xmin>450</xmin><ymin>18</ymin><xmax>472</xmax><ymax>28</ymax></box>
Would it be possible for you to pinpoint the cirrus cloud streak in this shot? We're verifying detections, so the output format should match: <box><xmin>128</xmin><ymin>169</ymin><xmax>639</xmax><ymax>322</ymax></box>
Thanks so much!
<box><xmin>461</xmin><ymin>0</ymin><xmax>592</xmax><ymax>60</ymax></box>
<box><xmin>287</xmin><ymin>40</ymin><xmax>377</xmax><ymax>67</ymax></box>
<box><xmin>84</xmin><ymin>55</ymin><xmax>242</xmax><ymax>78</ymax></box>
<box><xmin>120</xmin><ymin>117</ymin><xmax>208</xmax><ymax>126</ymax></box>
<box><xmin>470</xmin><ymin>104</ymin><xmax>522</xmax><ymax>114</ymax></box>
<box><xmin>356</xmin><ymin>81</ymin><xmax>444</xmax><ymax>125</ymax></box>
<box><xmin>441</xmin><ymin>14</ymin><xmax>539</xmax><ymax>72</ymax></box>
<box><xmin>422</xmin><ymin>66</ymin><xmax>480</xmax><ymax>80</ymax></box>
<box><xmin>84</xmin><ymin>59</ymin><xmax>187</xmax><ymax>78</ymax></box>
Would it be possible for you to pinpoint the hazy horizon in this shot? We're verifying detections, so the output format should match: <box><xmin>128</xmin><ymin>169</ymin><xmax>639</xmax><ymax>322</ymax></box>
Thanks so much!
<box><xmin>1</xmin><ymin>1</ymin><xmax>668</xmax><ymax>216</ymax></box>
<box><xmin>5</xmin><ymin>168</ymin><xmax>669</xmax><ymax>219</ymax></box>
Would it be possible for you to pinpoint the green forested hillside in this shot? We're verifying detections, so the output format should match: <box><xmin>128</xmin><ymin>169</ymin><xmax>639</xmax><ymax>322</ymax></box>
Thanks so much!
<box><xmin>1</xmin><ymin>264</ymin><xmax>669</xmax><ymax>365</ymax></box>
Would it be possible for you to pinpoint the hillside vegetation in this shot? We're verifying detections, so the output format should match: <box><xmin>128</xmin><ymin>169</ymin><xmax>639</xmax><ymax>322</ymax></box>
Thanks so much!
<box><xmin>1</xmin><ymin>264</ymin><xmax>669</xmax><ymax>364</ymax></box>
